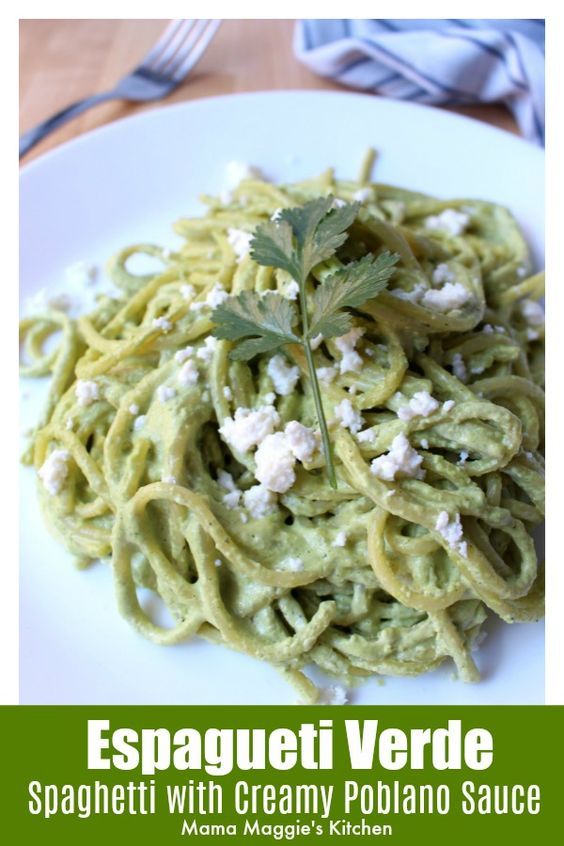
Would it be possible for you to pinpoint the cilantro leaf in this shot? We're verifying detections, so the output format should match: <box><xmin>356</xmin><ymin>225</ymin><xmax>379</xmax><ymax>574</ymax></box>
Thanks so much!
<box><xmin>306</xmin><ymin>202</ymin><xmax>359</xmax><ymax>275</ymax></box>
<box><xmin>229</xmin><ymin>336</ymin><xmax>289</xmax><ymax>361</ymax></box>
<box><xmin>278</xmin><ymin>196</ymin><xmax>333</xmax><ymax>251</ymax></box>
<box><xmin>309</xmin><ymin>251</ymin><xmax>399</xmax><ymax>339</ymax></box>
<box><xmin>251</xmin><ymin>196</ymin><xmax>359</xmax><ymax>281</ymax></box>
<box><xmin>249</xmin><ymin>220</ymin><xmax>301</xmax><ymax>280</ymax></box>
<box><xmin>211</xmin><ymin>291</ymin><xmax>299</xmax><ymax>361</ymax></box>
<box><xmin>212</xmin><ymin>195</ymin><xmax>396</xmax><ymax>490</ymax></box>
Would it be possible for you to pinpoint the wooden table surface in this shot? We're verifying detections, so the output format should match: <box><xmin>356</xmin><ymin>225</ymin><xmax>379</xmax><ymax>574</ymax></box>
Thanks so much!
<box><xmin>20</xmin><ymin>19</ymin><xmax>519</xmax><ymax>163</ymax></box>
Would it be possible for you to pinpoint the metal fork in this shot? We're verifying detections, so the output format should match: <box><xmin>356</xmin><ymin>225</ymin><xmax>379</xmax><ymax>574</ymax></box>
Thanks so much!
<box><xmin>20</xmin><ymin>19</ymin><xmax>221</xmax><ymax>158</ymax></box>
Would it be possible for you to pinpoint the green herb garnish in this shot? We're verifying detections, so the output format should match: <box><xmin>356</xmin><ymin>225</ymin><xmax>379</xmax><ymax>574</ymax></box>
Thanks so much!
<box><xmin>212</xmin><ymin>196</ymin><xmax>399</xmax><ymax>487</ymax></box>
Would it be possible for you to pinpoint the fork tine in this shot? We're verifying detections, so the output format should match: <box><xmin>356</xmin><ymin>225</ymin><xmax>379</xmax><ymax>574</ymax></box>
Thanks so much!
<box><xmin>167</xmin><ymin>20</ymin><xmax>221</xmax><ymax>82</ymax></box>
<box><xmin>140</xmin><ymin>19</ymin><xmax>186</xmax><ymax>70</ymax></box>
<box><xmin>153</xmin><ymin>19</ymin><xmax>205</xmax><ymax>77</ymax></box>
<box><xmin>145</xmin><ymin>20</ymin><xmax>199</xmax><ymax>75</ymax></box>
<box><xmin>156</xmin><ymin>19</ymin><xmax>209</xmax><ymax>77</ymax></box>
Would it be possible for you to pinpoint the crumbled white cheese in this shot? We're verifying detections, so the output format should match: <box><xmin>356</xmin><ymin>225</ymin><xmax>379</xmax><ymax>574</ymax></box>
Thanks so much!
<box><xmin>333</xmin><ymin>531</ymin><xmax>347</xmax><ymax>548</ymax></box>
<box><xmin>75</xmin><ymin>379</ymin><xmax>99</xmax><ymax>407</ymax></box>
<box><xmin>516</xmin><ymin>265</ymin><xmax>528</xmax><ymax>279</ymax></box>
<box><xmin>352</xmin><ymin>187</ymin><xmax>372</xmax><ymax>202</ymax></box>
<box><xmin>396</xmin><ymin>390</ymin><xmax>440</xmax><ymax>422</ymax></box>
<box><xmin>283</xmin><ymin>556</ymin><xmax>304</xmax><ymax>571</ymax></box>
<box><xmin>425</xmin><ymin>208</ymin><xmax>470</xmax><ymax>236</ymax></box>
<box><xmin>443</xmin><ymin>400</ymin><xmax>455</xmax><ymax>413</ymax></box>
<box><xmin>178</xmin><ymin>360</ymin><xmax>199</xmax><ymax>387</ymax></box>
<box><xmin>432</xmin><ymin>263</ymin><xmax>455</xmax><ymax>285</ymax></box>
<box><xmin>162</xmin><ymin>475</ymin><xmax>177</xmax><ymax>485</ymax></box>
<box><xmin>391</xmin><ymin>284</ymin><xmax>426</xmax><ymax>303</ymax></box>
<box><xmin>206</xmin><ymin>283</ymin><xmax>228</xmax><ymax>308</ymax></box>
<box><xmin>420</xmin><ymin>438</ymin><xmax>429</xmax><ymax>449</ymax></box>
<box><xmin>263</xmin><ymin>392</ymin><xmax>276</xmax><ymax>405</ymax></box>
<box><xmin>526</xmin><ymin>328</ymin><xmax>539</xmax><ymax>341</ymax></box>
<box><xmin>316</xmin><ymin>367</ymin><xmax>337</xmax><ymax>384</ymax></box>
<box><xmin>470</xmin><ymin>363</ymin><xmax>485</xmax><ymax>375</ymax></box>
<box><xmin>458</xmin><ymin>450</ymin><xmax>469</xmax><ymax>465</ymax></box>
<box><xmin>331</xmin><ymin>198</ymin><xmax>347</xmax><ymax>209</ymax></box>
<box><xmin>310</xmin><ymin>333</ymin><xmax>324</xmax><ymax>350</ymax></box>
<box><xmin>174</xmin><ymin>346</ymin><xmax>194</xmax><ymax>363</ymax></box>
<box><xmin>227</xmin><ymin>228</ymin><xmax>253</xmax><ymax>261</ymax></box>
<box><xmin>46</xmin><ymin>292</ymin><xmax>72</xmax><ymax>312</ymax></box>
<box><xmin>218</xmin><ymin>470</ymin><xmax>237</xmax><ymax>491</ymax></box>
<box><xmin>482</xmin><ymin>324</ymin><xmax>494</xmax><ymax>334</ymax></box>
<box><xmin>240</xmin><ymin>513</ymin><xmax>248</xmax><ymax>524</ymax></box>
<box><xmin>285</xmin><ymin>280</ymin><xmax>299</xmax><ymax>300</ymax></box>
<box><xmin>254</xmin><ymin>432</ymin><xmax>296</xmax><ymax>493</ymax></box>
<box><xmin>223</xmin><ymin>490</ymin><xmax>242</xmax><ymax>509</ymax></box>
<box><xmin>218</xmin><ymin>471</ymin><xmax>241</xmax><ymax>507</ymax></box>
<box><xmin>335</xmin><ymin>327</ymin><xmax>364</xmax><ymax>374</ymax></box>
<box><xmin>189</xmin><ymin>301</ymin><xmax>207</xmax><ymax>312</ymax></box>
<box><xmin>38</xmin><ymin>449</ymin><xmax>71</xmax><ymax>495</ymax></box>
<box><xmin>128</xmin><ymin>403</ymin><xmax>139</xmax><ymax>415</ymax></box>
<box><xmin>196</xmin><ymin>336</ymin><xmax>219</xmax><ymax>364</ymax></box>
<box><xmin>370</xmin><ymin>433</ymin><xmax>423</xmax><ymax>481</ymax></box>
<box><xmin>266</xmin><ymin>354</ymin><xmax>300</xmax><ymax>396</ymax></box>
<box><xmin>421</xmin><ymin>282</ymin><xmax>470</xmax><ymax>312</ymax></box>
<box><xmin>271</xmin><ymin>208</ymin><xmax>283</xmax><ymax>221</ymax></box>
<box><xmin>521</xmin><ymin>299</ymin><xmax>544</xmax><ymax>326</ymax></box>
<box><xmin>334</xmin><ymin>399</ymin><xmax>364</xmax><ymax>434</ymax></box>
<box><xmin>223</xmin><ymin>386</ymin><xmax>233</xmax><ymax>401</ymax></box>
<box><xmin>219</xmin><ymin>404</ymin><xmax>280</xmax><ymax>453</ymax></box>
<box><xmin>435</xmin><ymin>511</ymin><xmax>467</xmax><ymax>557</ymax></box>
<box><xmin>214</xmin><ymin>559</ymin><xmax>222</xmax><ymax>567</ymax></box>
<box><xmin>451</xmin><ymin>353</ymin><xmax>467</xmax><ymax>382</ymax></box>
<box><xmin>24</xmin><ymin>263</ymin><xmax>111</xmax><ymax>317</ymax></box>
<box><xmin>320</xmin><ymin>685</ymin><xmax>348</xmax><ymax>705</ymax></box>
<box><xmin>243</xmin><ymin>484</ymin><xmax>278</xmax><ymax>518</ymax></box>
<box><xmin>356</xmin><ymin>429</ymin><xmax>374</xmax><ymax>444</ymax></box>
<box><xmin>284</xmin><ymin>421</ymin><xmax>319</xmax><ymax>463</ymax></box>
<box><xmin>156</xmin><ymin>385</ymin><xmax>176</xmax><ymax>403</ymax></box>
<box><xmin>225</xmin><ymin>161</ymin><xmax>265</xmax><ymax>188</ymax></box>
<box><xmin>152</xmin><ymin>316</ymin><xmax>173</xmax><ymax>333</ymax></box>
<box><xmin>65</xmin><ymin>260</ymin><xmax>97</xmax><ymax>286</ymax></box>
<box><xmin>133</xmin><ymin>415</ymin><xmax>146</xmax><ymax>430</ymax></box>
<box><xmin>348</xmin><ymin>385</ymin><xmax>357</xmax><ymax>396</ymax></box>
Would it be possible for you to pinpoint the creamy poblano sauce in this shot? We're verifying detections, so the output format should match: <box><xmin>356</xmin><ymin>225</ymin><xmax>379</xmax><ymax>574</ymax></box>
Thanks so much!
<box><xmin>21</xmin><ymin>155</ymin><xmax>545</xmax><ymax>703</ymax></box>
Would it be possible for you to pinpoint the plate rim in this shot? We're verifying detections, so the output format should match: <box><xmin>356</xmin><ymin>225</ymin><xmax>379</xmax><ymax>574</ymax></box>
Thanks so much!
<box><xmin>20</xmin><ymin>88</ymin><xmax>544</xmax><ymax>180</ymax></box>
<box><xmin>19</xmin><ymin>86</ymin><xmax>545</xmax><ymax>705</ymax></box>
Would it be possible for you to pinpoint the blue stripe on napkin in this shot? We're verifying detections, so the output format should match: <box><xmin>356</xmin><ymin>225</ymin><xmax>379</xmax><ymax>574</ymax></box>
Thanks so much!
<box><xmin>294</xmin><ymin>19</ymin><xmax>545</xmax><ymax>145</ymax></box>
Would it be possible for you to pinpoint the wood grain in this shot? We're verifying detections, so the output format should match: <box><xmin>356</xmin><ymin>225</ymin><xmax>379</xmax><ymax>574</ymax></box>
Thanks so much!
<box><xmin>20</xmin><ymin>19</ymin><xmax>519</xmax><ymax>163</ymax></box>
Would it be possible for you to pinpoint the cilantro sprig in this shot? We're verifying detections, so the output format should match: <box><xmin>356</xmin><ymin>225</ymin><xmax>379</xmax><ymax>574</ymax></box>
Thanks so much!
<box><xmin>212</xmin><ymin>195</ymin><xmax>399</xmax><ymax>487</ymax></box>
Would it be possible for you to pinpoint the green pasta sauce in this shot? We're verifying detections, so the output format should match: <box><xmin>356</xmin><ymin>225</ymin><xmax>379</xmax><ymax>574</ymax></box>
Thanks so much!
<box><xmin>20</xmin><ymin>155</ymin><xmax>545</xmax><ymax>703</ymax></box>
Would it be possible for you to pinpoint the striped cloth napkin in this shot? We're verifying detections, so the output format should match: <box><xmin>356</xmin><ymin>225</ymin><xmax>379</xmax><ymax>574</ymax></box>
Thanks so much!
<box><xmin>294</xmin><ymin>19</ymin><xmax>545</xmax><ymax>145</ymax></box>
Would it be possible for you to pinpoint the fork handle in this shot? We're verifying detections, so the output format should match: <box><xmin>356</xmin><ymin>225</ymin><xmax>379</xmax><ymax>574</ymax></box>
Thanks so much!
<box><xmin>19</xmin><ymin>91</ymin><xmax>117</xmax><ymax>158</ymax></box>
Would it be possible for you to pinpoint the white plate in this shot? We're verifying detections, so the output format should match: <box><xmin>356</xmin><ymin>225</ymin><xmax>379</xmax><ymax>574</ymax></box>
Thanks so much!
<box><xmin>20</xmin><ymin>91</ymin><xmax>544</xmax><ymax>705</ymax></box>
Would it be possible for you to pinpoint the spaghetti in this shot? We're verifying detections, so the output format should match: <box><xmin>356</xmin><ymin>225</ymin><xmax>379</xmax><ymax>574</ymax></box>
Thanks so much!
<box><xmin>20</xmin><ymin>157</ymin><xmax>545</xmax><ymax>702</ymax></box>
